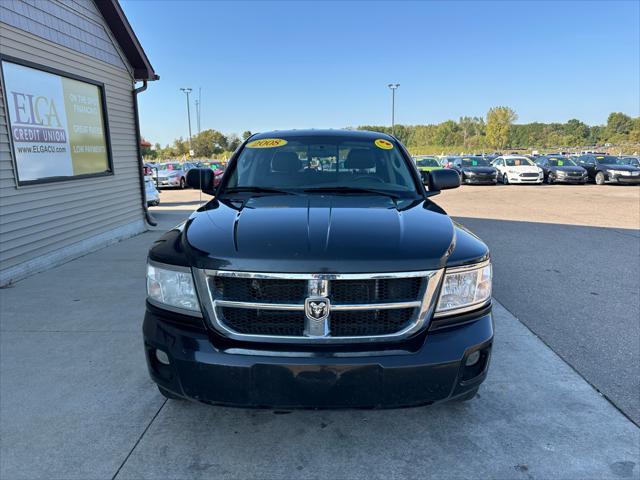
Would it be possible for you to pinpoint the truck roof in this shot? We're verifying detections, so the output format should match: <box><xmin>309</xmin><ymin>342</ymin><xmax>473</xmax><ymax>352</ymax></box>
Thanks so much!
<box><xmin>249</xmin><ymin>129</ymin><xmax>396</xmax><ymax>141</ymax></box>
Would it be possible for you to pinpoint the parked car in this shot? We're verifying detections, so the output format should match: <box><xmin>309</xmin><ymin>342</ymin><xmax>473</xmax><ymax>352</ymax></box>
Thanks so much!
<box><xmin>621</xmin><ymin>156</ymin><xmax>640</xmax><ymax>168</ymax></box>
<box><xmin>155</xmin><ymin>162</ymin><xmax>195</xmax><ymax>188</ymax></box>
<box><xmin>491</xmin><ymin>155</ymin><xmax>543</xmax><ymax>184</ymax></box>
<box><xmin>144</xmin><ymin>129</ymin><xmax>493</xmax><ymax>407</ymax></box>
<box><xmin>535</xmin><ymin>156</ymin><xmax>587</xmax><ymax>184</ymax></box>
<box><xmin>449</xmin><ymin>156</ymin><xmax>498</xmax><ymax>184</ymax></box>
<box><xmin>575</xmin><ymin>154</ymin><xmax>640</xmax><ymax>185</ymax></box>
<box><xmin>145</xmin><ymin>175</ymin><xmax>160</xmax><ymax>206</ymax></box>
<box><xmin>440</xmin><ymin>156</ymin><xmax>460</xmax><ymax>168</ymax></box>
<box><xmin>414</xmin><ymin>155</ymin><xmax>442</xmax><ymax>181</ymax></box>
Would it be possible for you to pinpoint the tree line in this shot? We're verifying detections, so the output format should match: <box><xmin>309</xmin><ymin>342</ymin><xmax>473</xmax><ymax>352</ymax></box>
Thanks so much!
<box><xmin>359</xmin><ymin>109</ymin><xmax>639</xmax><ymax>153</ymax></box>
<box><xmin>143</xmin><ymin>109</ymin><xmax>639</xmax><ymax>160</ymax></box>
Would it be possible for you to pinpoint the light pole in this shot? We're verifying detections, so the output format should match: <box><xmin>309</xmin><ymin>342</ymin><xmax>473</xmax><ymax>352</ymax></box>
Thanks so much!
<box><xmin>180</xmin><ymin>87</ymin><xmax>193</xmax><ymax>155</ymax></box>
<box><xmin>387</xmin><ymin>83</ymin><xmax>400</xmax><ymax>136</ymax></box>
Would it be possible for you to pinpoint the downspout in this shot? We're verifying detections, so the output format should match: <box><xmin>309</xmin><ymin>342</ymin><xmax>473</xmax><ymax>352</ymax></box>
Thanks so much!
<box><xmin>133</xmin><ymin>80</ymin><xmax>157</xmax><ymax>226</ymax></box>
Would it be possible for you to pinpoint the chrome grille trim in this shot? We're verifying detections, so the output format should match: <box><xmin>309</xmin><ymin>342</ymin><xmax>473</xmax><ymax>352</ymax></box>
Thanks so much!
<box><xmin>192</xmin><ymin>268</ymin><xmax>444</xmax><ymax>344</ymax></box>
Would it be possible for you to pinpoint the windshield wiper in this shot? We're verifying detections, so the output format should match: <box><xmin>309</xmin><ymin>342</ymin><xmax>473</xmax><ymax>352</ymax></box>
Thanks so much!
<box><xmin>223</xmin><ymin>186</ymin><xmax>297</xmax><ymax>196</ymax></box>
<box><xmin>303</xmin><ymin>186</ymin><xmax>401</xmax><ymax>199</ymax></box>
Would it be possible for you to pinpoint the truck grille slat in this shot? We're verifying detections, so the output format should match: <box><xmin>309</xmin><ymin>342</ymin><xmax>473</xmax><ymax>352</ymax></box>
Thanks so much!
<box><xmin>330</xmin><ymin>278</ymin><xmax>422</xmax><ymax>304</ymax></box>
<box><xmin>194</xmin><ymin>269</ymin><xmax>443</xmax><ymax>344</ymax></box>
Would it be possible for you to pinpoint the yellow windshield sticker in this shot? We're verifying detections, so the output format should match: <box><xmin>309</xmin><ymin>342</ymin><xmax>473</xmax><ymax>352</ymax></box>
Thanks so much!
<box><xmin>246</xmin><ymin>138</ymin><xmax>288</xmax><ymax>148</ymax></box>
<box><xmin>375</xmin><ymin>139</ymin><xmax>393</xmax><ymax>150</ymax></box>
<box><xmin>558</xmin><ymin>160</ymin><xmax>564</xmax><ymax>166</ymax></box>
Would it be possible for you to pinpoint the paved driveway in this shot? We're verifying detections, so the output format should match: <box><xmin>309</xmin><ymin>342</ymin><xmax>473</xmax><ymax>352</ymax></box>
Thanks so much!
<box><xmin>1</xmin><ymin>189</ymin><xmax>639</xmax><ymax>479</ymax></box>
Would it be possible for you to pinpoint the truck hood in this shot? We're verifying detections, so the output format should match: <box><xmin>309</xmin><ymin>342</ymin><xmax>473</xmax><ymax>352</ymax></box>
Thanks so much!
<box><xmin>184</xmin><ymin>195</ymin><xmax>457</xmax><ymax>273</ymax></box>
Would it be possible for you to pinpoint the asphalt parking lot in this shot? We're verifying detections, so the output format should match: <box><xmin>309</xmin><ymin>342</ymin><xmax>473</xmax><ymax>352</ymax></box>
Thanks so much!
<box><xmin>1</xmin><ymin>184</ymin><xmax>639</xmax><ymax>479</ymax></box>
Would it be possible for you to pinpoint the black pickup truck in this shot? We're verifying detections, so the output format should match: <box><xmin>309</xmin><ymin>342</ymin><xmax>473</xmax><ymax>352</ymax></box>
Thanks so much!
<box><xmin>144</xmin><ymin>130</ymin><xmax>493</xmax><ymax>408</ymax></box>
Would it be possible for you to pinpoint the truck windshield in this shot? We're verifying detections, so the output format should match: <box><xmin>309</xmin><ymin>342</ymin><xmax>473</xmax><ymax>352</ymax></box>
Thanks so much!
<box><xmin>223</xmin><ymin>136</ymin><xmax>421</xmax><ymax>198</ymax></box>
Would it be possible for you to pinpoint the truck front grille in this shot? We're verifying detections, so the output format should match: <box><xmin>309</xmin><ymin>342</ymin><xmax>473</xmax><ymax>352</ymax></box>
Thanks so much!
<box><xmin>213</xmin><ymin>277</ymin><xmax>307</xmax><ymax>303</ymax></box>
<box><xmin>221</xmin><ymin>308</ymin><xmax>305</xmax><ymax>336</ymax></box>
<box><xmin>193</xmin><ymin>269</ymin><xmax>443</xmax><ymax>344</ymax></box>
<box><xmin>330</xmin><ymin>278</ymin><xmax>422</xmax><ymax>304</ymax></box>
<box><xmin>330</xmin><ymin>308</ymin><xmax>415</xmax><ymax>336</ymax></box>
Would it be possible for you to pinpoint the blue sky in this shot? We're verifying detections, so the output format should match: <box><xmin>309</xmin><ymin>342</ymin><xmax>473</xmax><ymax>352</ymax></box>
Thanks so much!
<box><xmin>122</xmin><ymin>1</ymin><xmax>640</xmax><ymax>146</ymax></box>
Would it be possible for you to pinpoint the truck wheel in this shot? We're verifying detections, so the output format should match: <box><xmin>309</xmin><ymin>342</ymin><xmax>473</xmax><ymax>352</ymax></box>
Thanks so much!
<box><xmin>502</xmin><ymin>173</ymin><xmax>509</xmax><ymax>185</ymax></box>
<box><xmin>179</xmin><ymin>178</ymin><xmax>186</xmax><ymax>189</ymax></box>
<box><xmin>158</xmin><ymin>385</ymin><xmax>183</xmax><ymax>400</ymax></box>
<box><xmin>454</xmin><ymin>387</ymin><xmax>479</xmax><ymax>402</ymax></box>
<box><xmin>595</xmin><ymin>171</ymin><xmax>606</xmax><ymax>185</ymax></box>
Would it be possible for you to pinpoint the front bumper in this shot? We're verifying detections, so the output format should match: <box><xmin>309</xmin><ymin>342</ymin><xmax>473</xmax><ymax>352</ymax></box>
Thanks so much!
<box><xmin>608</xmin><ymin>174</ymin><xmax>640</xmax><ymax>184</ymax></box>
<box><xmin>507</xmin><ymin>174</ymin><xmax>543</xmax><ymax>183</ymax></box>
<box><xmin>553</xmin><ymin>174</ymin><xmax>586</xmax><ymax>184</ymax></box>
<box><xmin>143</xmin><ymin>306</ymin><xmax>494</xmax><ymax>408</ymax></box>
<box><xmin>157</xmin><ymin>177</ymin><xmax>181</xmax><ymax>187</ymax></box>
<box><xmin>464</xmin><ymin>176</ymin><xmax>497</xmax><ymax>185</ymax></box>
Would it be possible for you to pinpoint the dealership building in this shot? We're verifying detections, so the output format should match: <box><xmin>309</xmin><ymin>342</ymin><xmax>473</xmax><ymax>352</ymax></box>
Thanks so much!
<box><xmin>0</xmin><ymin>0</ymin><xmax>158</xmax><ymax>285</ymax></box>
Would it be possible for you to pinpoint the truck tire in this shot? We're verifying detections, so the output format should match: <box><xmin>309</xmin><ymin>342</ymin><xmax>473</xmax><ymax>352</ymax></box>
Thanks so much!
<box><xmin>595</xmin><ymin>171</ymin><xmax>606</xmax><ymax>185</ymax></box>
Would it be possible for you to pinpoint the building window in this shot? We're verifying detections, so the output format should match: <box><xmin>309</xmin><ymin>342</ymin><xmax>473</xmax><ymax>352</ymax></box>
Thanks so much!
<box><xmin>1</xmin><ymin>58</ymin><xmax>113</xmax><ymax>185</ymax></box>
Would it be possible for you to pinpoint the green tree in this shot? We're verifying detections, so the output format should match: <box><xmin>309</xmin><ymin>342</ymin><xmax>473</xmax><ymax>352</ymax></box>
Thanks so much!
<box><xmin>486</xmin><ymin>106</ymin><xmax>517</xmax><ymax>149</ymax></box>
<box><xmin>191</xmin><ymin>129</ymin><xmax>228</xmax><ymax>157</ymax></box>
<box><xmin>434</xmin><ymin>120</ymin><xmax>462</xmax><ymax>146</ymax></box>
<box><xmin>564</xmin><ymin>119</ymin><xmax>589</xmax><ymax>141</ymax></box>
<box><xmin>607</xmin><ymin>112</ymin><xmax>633</xmax><ymax>135</ymax></box>
<box><xmin>459</xmin><ymin>116</ymin><xmax>485</xmax><ymax>148</ymax></box>
<box><xmin>227</xmin><ymin>133</ymin><xmax>241</xmax><ymax>152</ymax></box>
<box><xmin>242</xmin><ymin>130</ymin><xmax>253</xmax><ymax>140</ymax></box>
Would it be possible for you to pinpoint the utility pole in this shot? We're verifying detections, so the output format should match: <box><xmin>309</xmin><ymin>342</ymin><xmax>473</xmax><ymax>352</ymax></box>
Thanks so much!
<box><xmin>180</xmin><ymin>87</ymin><xmax>193</xmax><ymax>155</ymax></box>
<box><xmin>195</xmin><ymin>87</ymin><xmax>202</xmax><ymax>134</ymax></box>
<box><xmin>195</xmin><ymin>99</ymin><xmax>200</xmax><ymax>134</ymax></box>
<box><xmin>387</xmin><ymin>83</ymin><xmax>400</xmax><ymax>136</ymax></box>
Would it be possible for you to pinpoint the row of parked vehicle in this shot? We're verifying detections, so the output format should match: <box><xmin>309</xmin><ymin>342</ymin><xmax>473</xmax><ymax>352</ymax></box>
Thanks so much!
<box><xmin>413</xmin><ymin>153</ymin><xmax>640</xmax><ymax>186</ymax></box>
<box><xmin>142</xmin><ymin>161</ymin><xmax>227</xmax><ymax>206</ymax></box>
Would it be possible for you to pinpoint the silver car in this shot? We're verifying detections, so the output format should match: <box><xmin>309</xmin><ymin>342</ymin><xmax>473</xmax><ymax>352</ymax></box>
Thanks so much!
<box><xmin>154</xmin><ymin>162</ymin><xmax>194</xmax><ymax>189</ymax></box>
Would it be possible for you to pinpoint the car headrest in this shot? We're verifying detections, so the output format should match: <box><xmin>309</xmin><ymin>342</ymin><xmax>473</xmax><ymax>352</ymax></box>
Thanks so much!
<box><xmin>345</xmin><ymin>149</ymin><xmax>375</xmax><ymax>170</ymax></box>
<box><xmin>272</xmin><ymin>152</ymin><xmax>302</xmax><ymax>173</ymax></box>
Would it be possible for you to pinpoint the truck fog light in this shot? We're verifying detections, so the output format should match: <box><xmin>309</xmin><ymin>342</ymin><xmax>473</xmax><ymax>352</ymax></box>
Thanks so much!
<box><xmin>465</xmin><ymin>350</ymin><xmax>481</xmax><ymax>366</ymax></box>
<box><xmin>155</xmin><ymin>349</ymin><xmax>170</xmax><ymax>365</ymax></box>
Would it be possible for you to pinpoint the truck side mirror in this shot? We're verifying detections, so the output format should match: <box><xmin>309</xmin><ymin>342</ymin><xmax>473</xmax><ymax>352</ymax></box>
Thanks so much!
<box><xmin>186</xmin><ymin>168</ymin><xmax>217</xmax><ymax>196</ymax></box>
<box><xmin>424</xmin><ymin>169</ymin><xmax>460</xmax><ymax>194</ymax></box>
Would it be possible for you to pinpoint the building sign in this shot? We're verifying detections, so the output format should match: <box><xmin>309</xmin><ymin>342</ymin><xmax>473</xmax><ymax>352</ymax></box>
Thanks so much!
<box><xmin>1</xmin><ymin>60</ymin><xmax>111</xmax><ymax>184</ymax></box>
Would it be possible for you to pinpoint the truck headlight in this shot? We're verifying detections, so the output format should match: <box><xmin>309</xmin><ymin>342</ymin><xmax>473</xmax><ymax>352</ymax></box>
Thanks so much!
<box><xmin>146</xmin><ymin>262</ymin><xmax>200</xmax><ymax>312</ymax></box>
<box><xmin>435</xmin><ymin>261</ymin><xmax>491</xmax><ymax>316</ymax></box>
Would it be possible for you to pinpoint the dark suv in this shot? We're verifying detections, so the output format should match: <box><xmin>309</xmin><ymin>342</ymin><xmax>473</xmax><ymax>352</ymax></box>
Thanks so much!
<box><xmin>576</xmin><ymin>154</ymin><xmax>640</xmax><ymax>185</ymax></box>
<box><xmin>144</xmin><ymin>130</ymin><xmax>493</xmax><ymax>408</ymax></box>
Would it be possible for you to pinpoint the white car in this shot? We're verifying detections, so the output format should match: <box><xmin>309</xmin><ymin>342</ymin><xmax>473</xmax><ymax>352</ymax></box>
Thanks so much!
<box><xmin>145</xmin><ymin>175</ymin><xmax>160</xmax><ymax>206</ymax></box>
<box><xmin>491</xmin><ymin>155</ymin><xmax>543</xmax><ymax>184</ymax></box>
